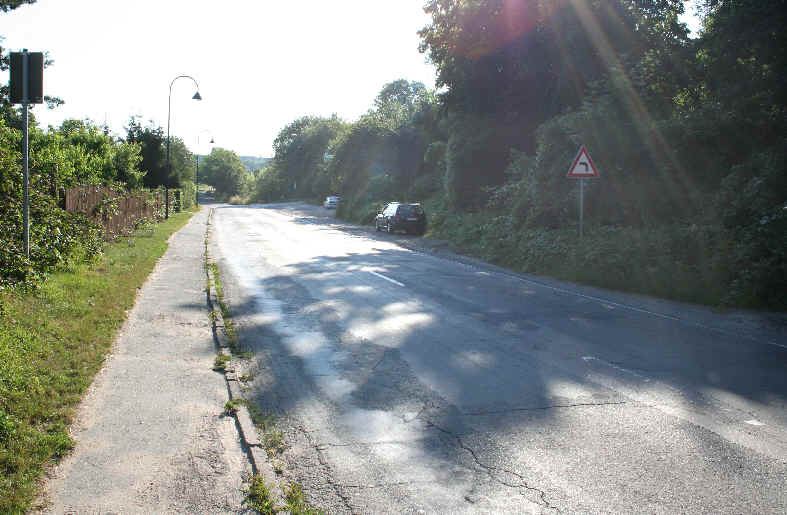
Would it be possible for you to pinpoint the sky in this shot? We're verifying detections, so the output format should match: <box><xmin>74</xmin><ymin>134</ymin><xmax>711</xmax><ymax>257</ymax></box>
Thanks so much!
<box><xmin>2</xmin><ymin>0</ymin><xmax>438</xmax><ymax>157</ymax></box>
<box><xmin>2</xmin><ymin>1</ymin><xmax>701</xmax><ymax>158</ymax></box>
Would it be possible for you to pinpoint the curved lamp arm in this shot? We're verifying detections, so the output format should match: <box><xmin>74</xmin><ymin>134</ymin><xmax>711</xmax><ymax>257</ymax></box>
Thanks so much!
<box><xmin>165</xmin><ymin>74</ymin><xmax>201</xmax><ymax>218</ymax></box>
<box><xmin>166</xmin><ymin>75</ymin><xmax>201</xmax><ymax>180</ymax></box>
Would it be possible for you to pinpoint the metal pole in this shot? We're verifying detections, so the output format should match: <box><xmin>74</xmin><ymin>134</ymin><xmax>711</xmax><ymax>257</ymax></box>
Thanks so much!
<box><xmin>166</xmin><ymin>86</ymin><xmax>172</xmax><ymax>219</ymax></box>
<box><xmin>579</xmin><ymin>178</ymin><xmax>584</xmax><ymax>239</ymax></box>
<box><xmin>23</xmin><ymin>102</ymin><xmax>30</xmax><ymax>256</ymax></box>
<box><xmin>22</xmin><ymin>50</ymin><xmax>30</xmax><ymax>257</ymax></box>
<box><xmin>195</xmin><ymin>154</ymin><xmax>199</xmax><ymax>207</ymax></box>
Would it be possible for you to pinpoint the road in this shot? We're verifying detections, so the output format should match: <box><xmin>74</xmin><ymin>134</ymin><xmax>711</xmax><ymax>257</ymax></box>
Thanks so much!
<box><xmin>210</xmin><ymin>201</ymin><xmax>787</xmax><ymax>514</ymax></box>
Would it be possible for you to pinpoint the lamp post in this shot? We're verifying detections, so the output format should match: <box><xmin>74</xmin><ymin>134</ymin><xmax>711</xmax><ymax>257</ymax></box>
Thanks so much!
<box><xmin>195</xmin><ymin>131</ymin><xmax>214</xmax><ymax>207</ymax></box>
<box><xmin>166</xmin><ymin>75</ymin><xmax>201</xmax><ymax>218</ymax></box>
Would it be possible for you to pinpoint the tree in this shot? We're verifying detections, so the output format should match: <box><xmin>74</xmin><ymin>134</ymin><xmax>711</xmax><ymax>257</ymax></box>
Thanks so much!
<box><xmin>165</xmin><ymin>136</ymin><xmax>195</xmax><ymax>188</ymax></box>
<box><xmin>25</xmin><ymin>119</ymin><xmax>144</xmax><ymax>189</ymax></box>
<box><xmin>371</xmin><ymin>80</ymin><xmax>431</xmax><ymax>131</ymax></box>
<box><xmin>266</xmin><ymin>115</ymin><xmax>347</xmax><ymax>199</ymax></box>
<box><xmin>126</xmin><ymin>117</ymin><xmax>166</xmax><ymax>188</ymax></box>
<box><xmin>417</xmin><ymin>0</ymin><xmax>692</xmax><ymax>209</ymax></box>
<box><xmin>0</xmin><ymin>0</ymin><xmax>35</xmax><ymax>11</ymax></box>
<box><xmin>200</xmin><ymin>148</ymin><xmax>248</xmax><ymax>199</ymax></box>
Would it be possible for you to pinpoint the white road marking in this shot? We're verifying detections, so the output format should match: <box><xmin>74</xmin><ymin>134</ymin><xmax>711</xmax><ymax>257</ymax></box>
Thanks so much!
<box><xmin>368</xmin><ymin>271</ymin><xmax>405</xmax><ymax>287</ymax></box>
<box><xmin>744</xmin><ymin>419</ymin><xmax>765</xmax><ymax>426</ymax></box>
<box><xmin>582</xmin><ymin>356</ymin><xmax>651</xmax><ymax>382</ymax></box>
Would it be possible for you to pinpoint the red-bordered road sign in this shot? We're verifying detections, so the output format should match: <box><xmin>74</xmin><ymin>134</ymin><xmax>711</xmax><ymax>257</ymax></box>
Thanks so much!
<box><xmin>567</xmin><ymin>145</ymin><xmax>599</xmax><ymax>178</ymax></box>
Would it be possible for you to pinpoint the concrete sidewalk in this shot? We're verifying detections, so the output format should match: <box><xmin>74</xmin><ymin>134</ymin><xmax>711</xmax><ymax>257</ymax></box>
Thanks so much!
<box><xmin>39</xmin><ymin>206</ymin><xmax>251</xmax><ymax>514</ymax></box>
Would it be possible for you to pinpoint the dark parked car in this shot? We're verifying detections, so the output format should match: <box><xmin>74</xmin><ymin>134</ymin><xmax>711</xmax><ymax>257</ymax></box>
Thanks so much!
<box><xmin>375</xmin><ymin>202</ymin><xmax>427</xmax><ymax>235</ymax></box>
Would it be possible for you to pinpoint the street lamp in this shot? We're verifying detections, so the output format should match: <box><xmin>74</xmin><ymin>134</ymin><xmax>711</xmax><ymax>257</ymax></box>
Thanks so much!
<box><xmin>195</xmin><ymin>130</ymin><xmax>214</xmax><ymax>207</ymax></box>
<box><xmin>166</xmin><ymin>75</ymin><xmax>201</xmax><ymax>218</ymax></box>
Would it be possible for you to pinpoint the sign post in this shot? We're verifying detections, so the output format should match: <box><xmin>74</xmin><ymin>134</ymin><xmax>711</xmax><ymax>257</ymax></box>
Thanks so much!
<box><xmin>9</xmin><ymin>49</ymin><xmax>44</xmax><ymax>256</ymax></box>
<box><xmin>566</xmin><ymin>145</ymin><xmax>600</xmax><ymax>238</ymax></box>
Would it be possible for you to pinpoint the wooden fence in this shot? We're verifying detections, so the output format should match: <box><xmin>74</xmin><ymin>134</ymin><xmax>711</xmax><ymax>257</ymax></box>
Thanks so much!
<box><xmin>64</xmin><ymin>186</ymin><xmax>171</xmax><ymax>237</ymax></box>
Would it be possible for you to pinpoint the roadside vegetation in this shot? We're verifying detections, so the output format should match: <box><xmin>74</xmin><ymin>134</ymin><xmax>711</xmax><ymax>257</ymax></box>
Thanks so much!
<box><xmin>0</xmin><ymin>209</ymin><xmax>194</xmax><ymax>513</ymax></box>
<box><xmin>250</xmin><ymin>0</ymin><xmax>786</xmax><ymax>311</ymax></box>
<box><xmin>245</xmin><ymin>474</ymin><xmax>323</xmax><ymax>515</ymax></box>
<box><xmin>1</xmin><ymin>2</ymin><xmax>210</xmax><ymax>508</ymax></box>
<box><xmin>245</xmin><ymin>474</ymin><xmax>277</xmax><ymax>513</ymax></box>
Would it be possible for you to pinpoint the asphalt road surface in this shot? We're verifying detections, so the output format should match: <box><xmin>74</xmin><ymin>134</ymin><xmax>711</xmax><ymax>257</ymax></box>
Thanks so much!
<box><xmin>210</xmin><ymin>201</ymin><xmax>787</xmax><ymax>514</ymax></box>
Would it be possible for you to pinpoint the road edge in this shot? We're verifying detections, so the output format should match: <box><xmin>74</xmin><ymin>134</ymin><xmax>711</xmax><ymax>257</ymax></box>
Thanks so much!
<box><xmin>204</xmin><ymin>207</ymin><xmax>289</xmax><ymax>513</ymax></box>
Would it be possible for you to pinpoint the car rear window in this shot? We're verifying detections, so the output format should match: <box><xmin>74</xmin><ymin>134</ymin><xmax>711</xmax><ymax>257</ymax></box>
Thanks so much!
<box><xmin>398</xmin><ymin>204</ymin><xmax>423</xmax><ymax>216</ymax></box>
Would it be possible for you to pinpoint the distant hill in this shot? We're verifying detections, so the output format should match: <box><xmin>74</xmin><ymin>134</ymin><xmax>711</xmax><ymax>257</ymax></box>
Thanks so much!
<box><xmin>238</xmin><ymin>155</ymin><xmax>272</xmax><ymax>171</ymax></box>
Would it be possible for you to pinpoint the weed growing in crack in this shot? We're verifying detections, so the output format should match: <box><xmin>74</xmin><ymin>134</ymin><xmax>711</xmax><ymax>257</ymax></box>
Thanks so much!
<box><xmin>239</xmin><ymin>372</ymin><xmax>255</xmax><ymax>382</ymax></box>
<box><xmin>264</xmin><ymin>429</ymin><xmax>286</xmax><ymax>455</ymax></box>
<box><xmin>284</xmin><ymin>482</ymin><xmax>323</xmax><ymax>515</ymax></box>
<box><xmin>206</xmin><ymin>260</ymin><xmax>247</xmax><ymax>356</ymax></box>
<box><xmin>224</xmin><ymin>399</ymin><xmax>243</xmax><ymax>416</ymax></box>
<box><xmin>213</xmin><ymin>354</ymin><xmax>231</xmax><ymax>372</ymax></box>
<box><xmin>245</xmin><ymin>474</ymin><xmax>276</xmax><ymax>514</ymax></box>
<box><xmin>239</xmin><ymin>401</ymin><xmax>287</xmax><ymax>454</ymax></box>
<box><xmin>243</xmin><ymin>402</ymin><xmax>274</xmax><ymax>431</ymax></box>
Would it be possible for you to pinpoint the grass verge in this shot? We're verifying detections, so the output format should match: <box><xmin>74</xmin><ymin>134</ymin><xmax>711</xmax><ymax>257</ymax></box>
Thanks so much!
<box><xmin>0</xmin><ymin>209</ymin><xmax>195</xmax><ymax>513</ymax></box>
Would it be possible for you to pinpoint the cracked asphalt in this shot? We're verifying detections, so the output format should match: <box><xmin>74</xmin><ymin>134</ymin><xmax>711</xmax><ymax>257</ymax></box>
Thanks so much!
<box><xmin>211</xmin><ymin>201</ymin><xmax>787</xmax><ymax>514</ymax></box>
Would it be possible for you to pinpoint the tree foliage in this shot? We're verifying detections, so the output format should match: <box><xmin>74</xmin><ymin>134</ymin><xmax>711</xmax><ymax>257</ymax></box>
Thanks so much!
<box><xmin>199</xmin><ymin>147</ymin><xmax>249</xmax><ymax>200</ymax></box>
<box><xmin>253</xmin><ymin>80</ymin><xmax>439</xmax><ymax>207</ymax></box>
<box><xmin>0</xmin><ymin>0</ymin><xmax>188</xmax><ymax>286</ymax></box>
<box><xmin>0</xmin><ymin>0</ymin><xmax>35</xmax><ymax>12</ymax></box>
<box><xmin>248</xmin><ymin>1</ymin><xmax>785</xmax><ymax>308</ymax></box>
<box><xmin>125</xmin><ymin>117</ymin><xmax>194</xmax><ymax>189</ymax></box>
<box><xmin>0</xmin><ymin>118</ymin><xmax>104</xmax><ymax>286</ymax></box>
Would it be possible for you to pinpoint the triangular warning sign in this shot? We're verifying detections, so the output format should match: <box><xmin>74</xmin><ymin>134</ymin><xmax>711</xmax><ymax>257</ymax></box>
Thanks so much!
<box><xmin>567</xmin><ymin>145</ymin><xmax>599</xmax><ymax>178</ymax></box>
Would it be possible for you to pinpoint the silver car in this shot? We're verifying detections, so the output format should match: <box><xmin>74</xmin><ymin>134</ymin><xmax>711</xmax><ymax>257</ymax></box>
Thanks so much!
<box><xmin>323</xmin><ymin>196</ymin><xmax>341</xmax><ymax>209</ymax></box>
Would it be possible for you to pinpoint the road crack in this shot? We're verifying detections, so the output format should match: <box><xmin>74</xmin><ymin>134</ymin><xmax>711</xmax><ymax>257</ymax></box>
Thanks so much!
<box><xmin>462</xmin><ymin>401</ymin><xmax>626</xmax><ymax>416</ymax></box>
<box><xmin>426</xmin><ymin>419</ymin><xmax>560</xmax><ymax>513</ymax></box>
<box><xmin>294</xmin><ymin>424</ymin><xmax>355</xmax><ymax>513</ymax></box>
<box><xmin>313</xmin><ymin>479</ymin><xmax>438</xmax><ymax>490</ymax></box>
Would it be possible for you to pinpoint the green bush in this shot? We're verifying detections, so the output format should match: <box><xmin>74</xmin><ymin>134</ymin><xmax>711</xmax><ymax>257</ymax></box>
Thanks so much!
<box><xmin>426</xmin><ymin>198</ymin><xmax>734</xmax><ymax>306</ymax></box>
<box><xmin>252</xmin><ymin>164</ymin><xmax>288</xmax><ymax>203</ymax></box>
<box><xmin>336</xmin><ymin>194</ymin><xmax>382</xmax><ymax>226</ymax></box>
<box><xmin>178</xmin><ymin>181</ymin><xmax>197</xmax><ymax>210</ymax></box>
<box><xmin>0</xmin><ymin>190</ymin><xmax>103</xmax><ymax>288</ymax></box>
<box><xmin>444</xmin><ymin>116</ymin><xmax>513</xmax><ymax>210</ymax></box>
